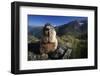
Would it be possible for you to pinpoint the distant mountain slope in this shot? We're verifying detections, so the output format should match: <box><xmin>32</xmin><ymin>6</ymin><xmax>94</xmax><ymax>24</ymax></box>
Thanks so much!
<box><xmin>57</xmin><ymin>20</ymin><xmax>87</xmax><ymax>36</ymax></box>
<box><xmin>28</xmin><ymin>26</ymin><xmax>43</xmax><ymax>38</ymax></box>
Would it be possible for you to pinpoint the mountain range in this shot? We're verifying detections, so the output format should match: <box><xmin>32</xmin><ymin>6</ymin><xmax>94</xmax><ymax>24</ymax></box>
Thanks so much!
<box><xmin>28</xmin><ymin>20</ymin><xmax>87</xmax><ymax>39</ymax></box>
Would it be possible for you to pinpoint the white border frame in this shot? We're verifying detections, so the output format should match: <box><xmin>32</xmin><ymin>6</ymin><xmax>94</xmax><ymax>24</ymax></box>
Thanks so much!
<box><xmin>20</xmin><ymin>6</ymin><xmax>95</xmax><ymax>70</ymax></box>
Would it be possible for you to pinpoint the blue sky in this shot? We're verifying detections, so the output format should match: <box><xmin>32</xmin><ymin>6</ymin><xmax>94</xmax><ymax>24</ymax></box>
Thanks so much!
<box><xmin>28</xmin><ymin>15</ymin><xmax>87</xmax><ymax>27</ymax></box>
